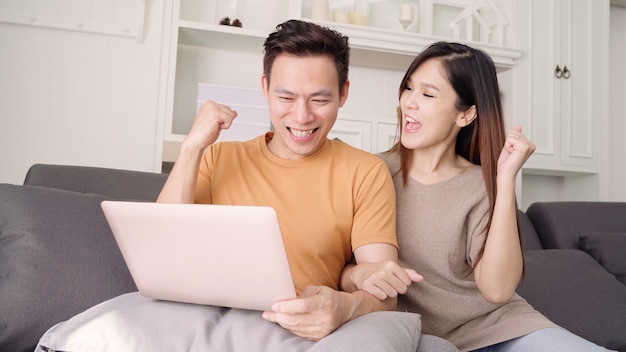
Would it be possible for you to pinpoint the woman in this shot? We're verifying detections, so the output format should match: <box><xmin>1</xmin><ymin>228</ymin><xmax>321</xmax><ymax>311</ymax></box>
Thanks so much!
<box><xmin>341</xmin><ymin>41</ymin><xmax>614</xmax><ymax>351</ymax></box>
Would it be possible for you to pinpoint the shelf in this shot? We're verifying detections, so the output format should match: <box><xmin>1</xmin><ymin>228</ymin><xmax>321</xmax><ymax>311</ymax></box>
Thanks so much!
<box><xmin>315</xmin><ymin>20</ymin><xmax>522</xmax><ymax>70</ymax></box>
<box><xmin>175</xmin><ymin>18</ymin><xmax>521</xmax><ymax>71</ymax></box>
<box><xmin>178</xmin><ymin>19</ymin><xmax>267</xmax><ymax>53</ymax></box>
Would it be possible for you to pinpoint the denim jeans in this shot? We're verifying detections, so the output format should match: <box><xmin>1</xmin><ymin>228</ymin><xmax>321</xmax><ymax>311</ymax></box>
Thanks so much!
<box><xmin>472</xmin><ymin>328</ymin><xmax>616</xmax><ymax>352</ymax></box>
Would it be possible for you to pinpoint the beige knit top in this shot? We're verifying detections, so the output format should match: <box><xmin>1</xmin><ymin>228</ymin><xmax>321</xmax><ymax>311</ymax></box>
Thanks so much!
<box><xmin>378</xmin><ymin>152</ymin><xmax>558</xmax><ymax>352</ymax></box>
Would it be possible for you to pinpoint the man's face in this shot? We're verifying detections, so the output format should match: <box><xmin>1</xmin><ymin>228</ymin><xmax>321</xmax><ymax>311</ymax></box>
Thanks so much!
<box><xmin>262</xmin><ymin>54</ymin><xmax>349</xmax><ymax>160</ymax></box>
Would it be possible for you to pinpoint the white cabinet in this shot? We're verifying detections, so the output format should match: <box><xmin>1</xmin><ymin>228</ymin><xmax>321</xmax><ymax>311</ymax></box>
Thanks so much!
<box><xmin>522</xmin><ymin>0</ymin><xmax>608</xmax><ymax>173</ymax></box>
<box><xmin>519</xmin><ymin>0</ymin><xmax>609</xmax><ymax>207</ymax></box>
<box><xmin>158</xmin><ymin>0</ymin><xmax>522</xmax><ymax>162</ymax></box>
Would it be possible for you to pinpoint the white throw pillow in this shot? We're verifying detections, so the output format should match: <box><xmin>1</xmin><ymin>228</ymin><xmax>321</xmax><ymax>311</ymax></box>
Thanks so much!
<box><xmin>37</xmin><ymin>292</ymin><xmax>422</xmax><ymax>352</ymax></box>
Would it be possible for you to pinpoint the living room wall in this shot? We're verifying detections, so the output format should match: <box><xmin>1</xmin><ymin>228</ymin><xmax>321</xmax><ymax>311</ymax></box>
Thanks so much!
<box><xmin>608</xmin><ymin>5</ymin><xmax>626</xmax><ymax>201</ymax></box>
<box><xmin>0</xmin><ymin>0</ymin><xmax>167</xmax><ymax>184</ymax></box>
<box><xmin>0</xmin><ymin>2</ymin><xmax>624</xmax><ymax>204</ymax></box>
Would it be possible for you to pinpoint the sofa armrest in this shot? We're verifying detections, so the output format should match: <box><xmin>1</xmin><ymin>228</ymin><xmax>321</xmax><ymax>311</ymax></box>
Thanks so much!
<box><xmin>24</xmin><ymin>164</ymin><xmax>168</xmax><ymax>201</ymax></box>
<box><xmin>526</xmin><ymin>202</ymin><xmax>626</xmax><ymax>250</ymax></box>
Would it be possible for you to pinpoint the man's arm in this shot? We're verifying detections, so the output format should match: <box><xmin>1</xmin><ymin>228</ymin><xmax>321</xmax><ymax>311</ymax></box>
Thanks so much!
<box><xmin>339</xmin><ymin>163</ymin><xmax>422</xmax><ymax>300</ymax></box>
<box><xmin>157</xmin><ymin>143</ymin><xmax>205</xmax><ymax>204</ymax></box>
<box><xmin>157</xmin><ymin>100</ymin><xmax>237</xmax><ymax>204</ymax></box>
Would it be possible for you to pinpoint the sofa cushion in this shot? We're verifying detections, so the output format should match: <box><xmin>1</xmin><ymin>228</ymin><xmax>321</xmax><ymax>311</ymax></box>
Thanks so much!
<box><xmin>580</xmin><ymin>233</ymin><xmax>626</xmax><ymax>285</ymax></box>
<box><xmin>36</xmin><ymin>292</ymin><xmax>422</xmax><ymax>352</ymax></box>
<box><xmin>516</xmin><ymin>249</ymin><xmax>626</xmax><ymax>351</ymax></box>
<box><xmin>0</xmin><ymin>184</ymin><xmax>136</xmax><ymax>352</ymax></box>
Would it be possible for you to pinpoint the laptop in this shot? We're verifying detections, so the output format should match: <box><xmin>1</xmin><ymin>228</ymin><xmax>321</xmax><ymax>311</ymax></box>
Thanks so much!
<box><xmin>100</xmin><ymin>200</ymin><xmax>297</xmax><ymax>311</ymax></box>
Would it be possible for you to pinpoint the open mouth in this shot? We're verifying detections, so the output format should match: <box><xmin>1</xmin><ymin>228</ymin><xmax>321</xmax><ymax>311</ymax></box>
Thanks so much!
<box><xmin>288</xmin><ymin>127</ymin><xmax>318</xmax><ymax>138</ymax></box>
<box><xmin>405</xmin><ymin>116</ymin><xmax>421</xmax><ymax>130</ymax></box>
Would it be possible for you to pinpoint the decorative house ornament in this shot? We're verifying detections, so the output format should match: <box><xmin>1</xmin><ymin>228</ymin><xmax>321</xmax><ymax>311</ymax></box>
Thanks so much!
<box><xmin>449</xmin><ymin>0</ymin><xmax>508</xmax><ymax>45</ymax></box>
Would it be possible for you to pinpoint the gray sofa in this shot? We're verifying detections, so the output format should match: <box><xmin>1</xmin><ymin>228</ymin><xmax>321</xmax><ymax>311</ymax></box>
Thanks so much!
<box><xmin>0</xmin><ymin>164</ymin><xmax>168</xmax><ymax>352</ymax></box>
<box><xmin>516</xmin><ymin>202</ymin><xmax>626</xmax><ymax>351</ymax></box>
<box><xmin>1</xmin><ymin>164</ymin><xmax>452</xmax><ymax>352</ymax></box>
<box><xmin>1</xmin><ymin>164</ymin><xmax>625</xmax><ymax>351</ymax></box>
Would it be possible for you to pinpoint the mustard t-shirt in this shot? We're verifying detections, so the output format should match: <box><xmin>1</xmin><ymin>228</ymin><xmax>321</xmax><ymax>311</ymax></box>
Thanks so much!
<box><xmin>195</xmin><ymin>133</ymin><xmax>397</xmax><ymax>294</ymax></box>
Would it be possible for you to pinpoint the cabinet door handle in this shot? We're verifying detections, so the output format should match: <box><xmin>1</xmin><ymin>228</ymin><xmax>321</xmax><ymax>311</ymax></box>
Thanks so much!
<box><xmin>555</xmin><ymin>65</ymin><xmax>563</xmax><ymax>78</ymax></box>
<box><xmin>562</xmin><ymin>65</ymin><xmax>570</xmax><ymax>79</ymax></box>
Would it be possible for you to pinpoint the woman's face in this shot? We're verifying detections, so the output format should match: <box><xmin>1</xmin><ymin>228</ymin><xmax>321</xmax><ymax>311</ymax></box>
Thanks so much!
<box><xmin>399</xmin><ymin>58</ymin><xmax>466</xmax><ymax>151</ymax></box>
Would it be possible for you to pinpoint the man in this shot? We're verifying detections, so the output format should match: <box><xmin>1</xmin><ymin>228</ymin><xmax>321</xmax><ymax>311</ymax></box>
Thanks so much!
<box><xmin>158</xmin><ymin>19</ymin><xmax>418</xmax><ymax>341</ymax></box>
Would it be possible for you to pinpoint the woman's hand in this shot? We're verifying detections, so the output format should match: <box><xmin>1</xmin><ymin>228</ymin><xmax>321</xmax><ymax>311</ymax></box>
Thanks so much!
<box><xmin>344</xmin><ymin>261</ymin><xmax>422</xmax><ymax>300</ymax></box>
<box><xmin>497</xmin><ymin>125</ymin><xmax>536</xmax><ymax>180</ymax></box>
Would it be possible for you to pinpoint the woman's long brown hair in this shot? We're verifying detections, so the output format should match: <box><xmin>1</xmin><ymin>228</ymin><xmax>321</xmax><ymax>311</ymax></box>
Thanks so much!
<box><xmin>389</xmin><ymin>41</ymin><xmax>524</xmax><ymax>273</ymax></box>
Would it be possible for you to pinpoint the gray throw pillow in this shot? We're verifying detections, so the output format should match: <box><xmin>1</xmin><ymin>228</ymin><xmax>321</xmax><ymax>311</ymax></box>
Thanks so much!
<box><xmin>36</xmin><ymin>292</ymin><xmax>422</xmax><ymax>352</ymax></box>
<box><xmin>0</xmin><ymin>184</ymin><xmax>136</xmax><ymax>352</ymax></box>
<box><xmin>580</xmin><ymin>233</ymin><xmax>626</xmax><ymax>285</ymax></box>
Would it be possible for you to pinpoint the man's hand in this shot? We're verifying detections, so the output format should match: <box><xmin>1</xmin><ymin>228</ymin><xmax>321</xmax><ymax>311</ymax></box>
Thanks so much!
<box><xmin>157</xmin><ymin>100</ymin><xmax>237</xmax><ymax>204</ymax></box>
<box><xmin>348</xmin><ymin>261</ymin><xmax>423</xmax><ymax>300</ymax></box>
<box><xmin>262</xmin><ymin>286</ymin><xmax>356</xmax><ymax>341</ymax></box>
<box><xmin>184</xmin><ymin>100</ymin><xmax>238</xmax><ymax>153</ymax></box>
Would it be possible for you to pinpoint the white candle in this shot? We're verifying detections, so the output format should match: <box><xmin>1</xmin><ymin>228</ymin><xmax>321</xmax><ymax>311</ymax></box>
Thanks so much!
<box><xmin>333</xmin><ymin>10</ymin><xmax>349</xmax><ymax>24</ymax></box>
<box><xmin>399</xmin><ymin>3</ymin><xmax>414</xmax><ymax>22</ymax></box>
<box><xmin>348</xmin><ymin>11</ymin><xmax>368</xmax><ymax>26</ymax></box>
<box><xmin>311</xmin><ymin>0</ymin><xmax>329</xmax><ymax>21</ymax></box>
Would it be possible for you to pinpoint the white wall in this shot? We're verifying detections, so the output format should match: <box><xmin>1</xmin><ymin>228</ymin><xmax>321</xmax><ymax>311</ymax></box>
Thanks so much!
<box><xmin>0</xmin><ymin>0</ymin><xmax>166</xmax><ymax>184</ymax></box>
<box><xmin>608</xmin><ymin>5</ymin><xmax>626</xmax><ymax>201</ymax></box>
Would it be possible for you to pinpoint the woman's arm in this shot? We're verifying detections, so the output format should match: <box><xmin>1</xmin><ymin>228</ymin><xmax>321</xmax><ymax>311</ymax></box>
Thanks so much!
<box><xmin>474</xmin><ymin>126</ymin><xmax>536</xmax><ymax>303</ymax></box>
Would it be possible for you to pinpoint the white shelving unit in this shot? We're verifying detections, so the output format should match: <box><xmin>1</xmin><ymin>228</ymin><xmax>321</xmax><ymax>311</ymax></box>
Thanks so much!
<box><xmin>158</xmin><ymin>0</ymin><xmax>522</xmax><ymax>163</ymax></box>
